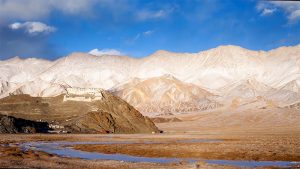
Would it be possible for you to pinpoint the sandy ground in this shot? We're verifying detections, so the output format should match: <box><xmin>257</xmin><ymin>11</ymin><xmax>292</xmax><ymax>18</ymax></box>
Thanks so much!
<box><xmin>155</xmin><ymin>107</ymin><xmax>300</xmax><ymax>134</ymax></box>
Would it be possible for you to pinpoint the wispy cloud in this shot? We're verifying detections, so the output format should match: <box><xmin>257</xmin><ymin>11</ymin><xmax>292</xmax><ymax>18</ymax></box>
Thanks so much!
<box><xmin>261</xmin><ymin>8</ymin><xmax>277</xmax><ymax>16</ymax></box>
<box><xmin>271</xmin><ymin>1</ymin><xmax>300</xmax><ymax>23</ymax></box>
<box><xmin>0</xmin><ymin>24</ymin><xmax>58</xmax><ymax>59</ymax></box>
<box><xmin>136</xmin><ymin>7</ymin><xmax>174</xmax><ymax>21</ymax></box>
<box><xmin>0</xmin><ymin>0</ymin><xmax>179</xmax><ymax>25</ymax></box>
<box><xmin>89</xmin><ymin>48</ymin><xmax>123</xmax><ymax>56</ymax></box>
<box><xmin>0</xmin><ymin>0</ymin><xmax>97</xmax><ymax>21</ymax></box>
<box><xmin>126</xmin><ymin>30</ymin><xmax>155</xmax><ymax>45</ymax></box>
<box><xmin>257</xmin><ymin>1</ymin><xmax>300</xmax><ymax>23</ymax></box>
<box><xmin>143</xmin><ymin>30</ymin><xmax>154</xmax><ymax>36</ymax></box>
<box><xmin>9</xmin><ymin>22</ymin><xmax>56</xmax><ymax>35</ymax></box>
<box><xmin>256</xmin><ymin>2</ymin><xmax>277</xmax><ymax>16</ymax></box>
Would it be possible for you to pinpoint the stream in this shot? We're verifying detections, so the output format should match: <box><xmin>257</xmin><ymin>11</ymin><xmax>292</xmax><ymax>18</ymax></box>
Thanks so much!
<box><xmin>18</xmin><ymin>140</ymin><xmax>300</xmax><ymax>168</ymax></box>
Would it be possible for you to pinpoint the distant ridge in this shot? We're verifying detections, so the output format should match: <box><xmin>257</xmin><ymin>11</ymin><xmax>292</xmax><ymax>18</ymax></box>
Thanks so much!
<box><xmin>1</xmin><ymin>44</ymin><xmax>300</xmax><ymax>114</ymax></box>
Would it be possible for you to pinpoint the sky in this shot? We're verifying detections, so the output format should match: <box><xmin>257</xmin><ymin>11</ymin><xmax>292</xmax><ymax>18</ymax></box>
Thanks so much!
<box><xmin>0</xmin><ymin>0</ymin><xmax>300</xmax><ymax>60</ymax></box>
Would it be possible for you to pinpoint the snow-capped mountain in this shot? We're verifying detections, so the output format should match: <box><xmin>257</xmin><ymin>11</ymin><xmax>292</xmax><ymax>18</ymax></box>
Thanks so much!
<box><xmin>1</xmin><ymin>45</ymin><xmax>300</xmax><ymax>114</ymax></box>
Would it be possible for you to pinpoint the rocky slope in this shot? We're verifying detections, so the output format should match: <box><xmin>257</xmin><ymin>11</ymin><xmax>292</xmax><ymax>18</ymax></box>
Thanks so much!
<box><xmin>217</xmin><ymin>79</ymin><xmax>300</xmax><ymax>107</ymax></box>
<box><xmin>112</xmin><ymin>75</ymin><xmax>221</xmax><ymax>115</ymax></box>
<box><xmin>0</xmin><ymin>114</ymin><xmax>49</xmax><ymax>133</ymax></box>
<box><xmin>0</xmin><ymin>90</ymin><xmax>159</xmax><ymax>134</ymax></box>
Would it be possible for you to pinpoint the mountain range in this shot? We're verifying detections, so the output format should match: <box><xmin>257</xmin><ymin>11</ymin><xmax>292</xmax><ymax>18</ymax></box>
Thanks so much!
<box><xmin>1</xmin><ymin>45</ymin><xmax>300</xmax><ymax>115</ymax></box>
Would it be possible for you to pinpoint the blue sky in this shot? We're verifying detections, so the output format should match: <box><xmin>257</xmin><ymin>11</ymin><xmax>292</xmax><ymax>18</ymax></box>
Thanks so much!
<box><xmin>0</xmin><ymin>0</ymin><xmax>300</xmax><ymax>60</ymax></box>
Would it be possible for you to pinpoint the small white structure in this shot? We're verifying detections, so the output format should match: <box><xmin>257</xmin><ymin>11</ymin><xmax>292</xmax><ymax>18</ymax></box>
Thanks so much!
<box><xmin>63</xmin><ymin>87</ymin><xmax>104</xmax><ymax>102</ymax></box>
<box><xmin>49</xmin><ymin>124</ymin><xmax>64</xmax><ymax>129</ymax></box>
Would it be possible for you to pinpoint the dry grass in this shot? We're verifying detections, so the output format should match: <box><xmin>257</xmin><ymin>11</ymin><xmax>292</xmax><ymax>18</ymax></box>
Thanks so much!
<box><xmin>74</xmin><ymin>134</ymin><xmax>300</xmax><ymax>161</ymax></box>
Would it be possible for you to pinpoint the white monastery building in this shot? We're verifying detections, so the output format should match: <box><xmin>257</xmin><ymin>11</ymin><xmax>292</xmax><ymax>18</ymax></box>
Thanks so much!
<box><xmin>63</xmin><ymin>88</ymin><xmax>104</xmax><ymax>102</ymax></box>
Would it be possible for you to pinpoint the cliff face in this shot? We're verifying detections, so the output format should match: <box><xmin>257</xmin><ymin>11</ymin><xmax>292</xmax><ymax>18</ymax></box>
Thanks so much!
<box><xmin>0</xmin><ymin>115</ymin><xmax>50</xmax><ymax>133</ymax></box>
<box><xmin>0</xmin><ymin>90</ymin><xmax>159</xmax><ymax>134</ymax></box>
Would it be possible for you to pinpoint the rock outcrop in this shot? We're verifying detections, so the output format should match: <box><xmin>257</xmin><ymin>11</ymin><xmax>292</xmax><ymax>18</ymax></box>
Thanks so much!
<box><xmin>0</xmin><ymin>90</ymin><xmax>159</xmax><ymax>134</ymax></box>
<box><xmin>0</xmin><ymin>115</ymin><xmax>49</xmax><ymax>133</ymax></box>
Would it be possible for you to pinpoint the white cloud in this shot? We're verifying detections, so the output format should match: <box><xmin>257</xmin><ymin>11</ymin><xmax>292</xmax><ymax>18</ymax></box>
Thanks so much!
<box><xmin>126</xmin><ymin>30</ymin><xmax>154</xmax><ymax>45</ymax></box>
<box><xmin>257</xmin><ymin>1</ymin><xmax>300</xmax><ymax>23</ymax></box>
<box><xmin>256</xmin><ymin>2</ymin><xmax>277</xmax><ymax>16</ymax></box>
<box><xmin>9</xmin><ymin>22</ymin><xmax>56</xmax><ymax>34</ymax></box>
<box><xmin>132</xmin><ymin>30</ymin><xmax>154</xmax><ymax>42</ymax></box>
<box><xmin>89</xmin><ymin>49</ymin><xmax>123</xmax><ymax>56</ymax></box>
<box><xmin>50</xmin><ymin>0</ymin><xmax>96</xmax><ymax>15</ymax></box>
<box><xmin>143</xmin><ymin>30</ymin><xmax>154</xmax><ymax>36</ymax></box>
<box><xmin>261</xmin><ymin>8</ymin><xmax>276</xmax><ymax>16</ymax></box>
<box><xmin>272</xmin><ymin>1</ymin><xmax>300</xmax><ymax>23</ymax></box>
<box><xmin>288</xmin><ymin>9</ymin><xmax>300</xmax><ymax>22</ymax></box>
<box><xmin>0</xmin><ymin>0</ymin><xmax>96</xmax><ymax>20</ymax></box>
<box><xmin>136</xmin><ymin>8</ymin><xmax>173</xmax><ymax>21</ymax></box>
<box><xmin>271</xmin><ymin>2</ymin><xmax>300</xmax><ymax>23</ymax></box>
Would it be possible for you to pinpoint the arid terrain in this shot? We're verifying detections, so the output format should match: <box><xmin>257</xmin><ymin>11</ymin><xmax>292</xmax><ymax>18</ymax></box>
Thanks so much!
<box><xmin>0</xmin><ymin>86</ymin><xmax>299</xmax><ymax>168</ymax></box>
<box><xmin>0</xmin><ymin>93</ymin><xmax>158</xmax><ymax>134</ymax></box>
<box><xmin>0</xmin><ymin>122</ymin><xmax>299</xmax><ymax>169</ymax></box>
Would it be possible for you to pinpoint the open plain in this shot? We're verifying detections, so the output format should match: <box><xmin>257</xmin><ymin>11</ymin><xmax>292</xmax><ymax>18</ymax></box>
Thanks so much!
<box><xmin>0</xmin><ymin>121</ymin><xmax>299</xmax><ymax>169</ymax></box>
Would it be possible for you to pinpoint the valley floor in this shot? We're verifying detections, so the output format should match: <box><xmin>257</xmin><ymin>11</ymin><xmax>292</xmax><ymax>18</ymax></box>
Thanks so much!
<box><xmin>0</xmin><ymin>126</ymin><xmax>299</xmax><ymax>169</ymax></box>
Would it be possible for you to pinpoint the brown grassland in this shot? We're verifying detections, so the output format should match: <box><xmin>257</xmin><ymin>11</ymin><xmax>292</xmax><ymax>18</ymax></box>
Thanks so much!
<box><xmin>0</xmin><ymin>126</ymin><xmax>299</xmax><ymax>169</ymax></box>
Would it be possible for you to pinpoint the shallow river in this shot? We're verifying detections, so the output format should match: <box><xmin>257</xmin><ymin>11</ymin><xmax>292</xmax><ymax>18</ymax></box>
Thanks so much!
<box><xmin>19</xmin><ymin>140</ymin><xmax>300</xmax><ymax>168</ymax></box>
